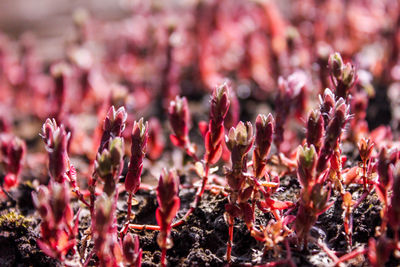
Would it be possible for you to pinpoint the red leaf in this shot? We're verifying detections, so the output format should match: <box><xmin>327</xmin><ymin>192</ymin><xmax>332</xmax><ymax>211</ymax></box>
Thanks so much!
<box><xmin>37</xmin><ymin>239</ymin><xmax>56</xmax><ymax>258</ymax></box>
<box><xmin>198</xmin><ymin>121</ymin><xmax>208</xmax><ymax>137</ymax></box>
<box><xmin>207</xmin><ymin>144</ymin><xmax>223</xmax><ymax>165</ymax></box>
<box><xmin>225</xmin><ymin>203</ymin><xmax>242</xmax><ymax>218</ymax></box>
<box><xmin>169</xmin><ymin>134</ymin><xmax>184</xmax><ymax>148</ymax></box>
<box><xmin>265</xmin><ymin>198</ymin><xmax>294</xmax><ymax>210</ymax></box>
<box><xmin>240</xmin><ymin>202</ymin><xmax>254</xmax><ymax>226</ymax></box>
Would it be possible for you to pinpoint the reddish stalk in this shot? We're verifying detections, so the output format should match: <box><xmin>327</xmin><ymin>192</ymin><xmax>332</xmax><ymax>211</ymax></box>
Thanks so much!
<box><xmin>71</xmin><ymin>189</ymin><xmax>90</xmax><ymax>207</ymax></box>
<box><xmin>160</xmin><ymin>236</ymin><xmax>167</xmax><ymax>267</ymax></box>
<box><xmin>121</xmin><ymin>192</ymin><xmax>133</xmax><ymax>236</ymax></box>
<box><xmin>227</xmin><ymin>215</ymin><xmax>234</xmax><ymax>263</ymax></box>
<box><xmin>334</xmin><ymin>248</ymin><xmax>366</xmax><ymax>266</ymax></box>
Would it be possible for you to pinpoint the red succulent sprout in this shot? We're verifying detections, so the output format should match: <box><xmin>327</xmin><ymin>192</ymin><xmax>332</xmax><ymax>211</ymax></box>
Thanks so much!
<box><xmin>224</xmin><ymin>121</ymin><xmax>254</xmax><ymax>262</ymax></box>
<box><xmin>50</xmin><ymin>62</ymin><xmax>71</xmax><ymax>121</ymax></box>
<box><xmin>253</xmin><ymin>114</ymin><xmax>274</xmax><ymax>179</ymax></box>
<box><xmin>122</xmin><ymin>233</ymin><xmax>142</xmax><ymax>267</ymax></box>
<box><xmin>0</xmin><ymin>133</ymin><xmax>26</xmax><ymax>189</ymax></box>
<box><xmin>41</xmin><ymin>119</ymin><xmax>71</xmax><ymax>183</ymax></box>
<box><xmin>328</xmin><ymin>52</ymin><xmax>357</xmax><ymax>99</ymax></box>
<box><xmin>125</xmin><ymin>118</ymin><xmax>148</xmax><ymax>194</ymax></box>
<box><xmin>221</xmin><ymin>87</ymin><xmax>239</xmax><ymax>162</ymax></box>
<box><xmin>92</xmin><ymin>194</ymin><xmax>123</xmax><ymax>267</ymax></box>
<box><xmin>305</xmin><ymin>110</ymin><xmax>324</xmax><ymax>153</ymax></box>
<box><xmin>90</xmin><ymin>106</ymin><xmax>127</xmax><ymax>214</ymax></box>
<box><xmin>40</xmin><ymin>119</ymin><xmax>89</xmax><ymax>207</ymax></box>
<box><xmin>319</xmin><ymin>88</ymin><xmax>336</xmax><ymax>129</ymax></box>
<box><xmin>122</xmin><ymin>118</ymin><xmax>148</xmax><ymax>236</ymax></box>
<box><xmin>98</xmin><ymin>106</ymin><xmax>127</xmax><ymax>153</ymax></box>
<box><xmin>316</xmin><ymin>97</ymin><xmax>350</xmax><ymax>174</ymax></box>
<box><xmin>168</xmin><ymin>96</ymin><xmax>197</xmax><ymax>160</ymax></box>
<box><xmin>147</xmin><ymin>118</ymin><xmax>165</xmax><ymax>161</ymax></box>
<box><xmin>32</xmin><ymin>182</ymin><xmax>78</xmax><ymax>261</ymax></box>
<box><xmin>296</xmin><ymin>145</ymin><xmax>317</xmax><ymax>189</ymax></box>
<box><xmin>295</xmin><ymin>143</ymin><xmax>332</xmax><ymax>249</ymax></box>
<box><xmin>173</xmin><ymin>83</ymin><xmax>231</xmax><ymax>227</ymax></box>
<box><xmin>156</xmin><ymin>168</ymin><xmax>180</xmax><ymax>267</ymax></box>
<box><xmin>274</xmin><ymin>71</ymin><xmax>307</xmax><ymax>153</ymax></box>
<box><xmin>204</xmin><ymin>83</ymin><xmax>230</xmax><ymax>166</ymax></box>
<box><xmin>95</xmin><ymin>137</ymin><xmax>124</xmax><ymax>196</ymax></box>
<box><xmin>358</xmin><ymin>138</ymin><xmax>374</xmax><ymax>189</ymax></box>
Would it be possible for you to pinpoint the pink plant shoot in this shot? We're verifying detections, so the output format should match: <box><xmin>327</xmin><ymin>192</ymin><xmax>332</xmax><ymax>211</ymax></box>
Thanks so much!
<box><xmin>147</xmin><ymin>118</ymin><xmax>164</xmax><ymax>161</ymax></box>
<box><xmin>32</xmin><ymin>182</ymin><xmax>78</xmax><ymax>261</ymax></box>
<box><xmin>0</xmin><ymin>133</ymin><xmax>26</xmax><ymax>188</ymax></box>
<box><xmin>168</xmin><ymin>96</ymin><xmax>196</xmax><ymax>159</ymax></box>
<box><xmin>204</xmin><ymin>83</ymin><xmax>230</xmax><ymax>165</ymax></box>
<box><xmin>99</xmin><ymin>106</ymin><xmax>127</xmax><ymax>153</ymax></box>
<box><xmin>122</xmin><ymin>233</ymin><xmax>142</xmax><ymax>267</ymax></box>
<box><xmin>156</xmin><ymin>168</ymin><xmax>180</xmax><ymax>267</ymax></box>
<box><xmin>41</xmin><ymin>119</ymin><xmax>71</xmax><ymax>183</ymax></box>
<box><xmin>319</xmin><ymin>88</ymin><xmax>336</xmax><ymax>129</ymax></box>
<box><xmin>274</xmin><ymin>72</ymin><xmax>306</xmax><ymax>152</ymax></box>
<box><xmin>91</xmin><ymin>106</ymin><xmax>127</xmax><ymax>214</ymax></box>
<box><xmin>253</xmin><ymin>114</ymin><xmax>274</xmax><ymax>179</ymax></box>
<box><xmin>225</xmin><ymin>121</ymin><xmax>254</xmax><ymax>262</ymax></box>
<box><xmin>95</xmin><ymin>137</ymin><xmax>124</xmax><ymax>196</ymax></box>
<box><xmin>328</xmin><ymin>52</ymin><xmax>357</xmax><ymax>99</ymax></box>
<box><xmin>306</xmin><ymin>110</ymin><xmax>324</xmax><ymax>153</ymax></box>
<box><xmin>92</xmin><ymin>194</ymin><xmax>121</xmax><ymax>266</ymax></box>
<box><xmin>125</xmin><ymin>118</ymin><xmax>148</xmax><ymax>194</ymax></box>
<box><xmin>295</xmin><ymin>143</ymin><xmax>332</xmax><ymax>249</ymax></box>
<box><xmin>316</xmin><ymin>98</ymin><xmax>349</xmax><ymax>174</ymax></box>
<box><xmin>122</xmin><ymin>118</ymin><xmax>148</xmax><ymax>236</ymax></box>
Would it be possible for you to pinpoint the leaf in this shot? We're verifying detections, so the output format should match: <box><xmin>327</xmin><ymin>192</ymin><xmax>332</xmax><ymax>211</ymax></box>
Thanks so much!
<box><xmin>265</xmin><ymin>198</ymin><xmax>294</xmax><ymax>210</ymax></box>
<box><xmin>169</xmin><ymin>134</ymin><xmax>184</xmax><ymax>148</ymax></box>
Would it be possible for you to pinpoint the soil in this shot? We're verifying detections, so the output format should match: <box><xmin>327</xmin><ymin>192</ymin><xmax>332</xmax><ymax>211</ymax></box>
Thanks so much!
<box><xmin>0</xmin><ymin>163</ymin><xmax>394</xmax><ymax>267</ymax></box>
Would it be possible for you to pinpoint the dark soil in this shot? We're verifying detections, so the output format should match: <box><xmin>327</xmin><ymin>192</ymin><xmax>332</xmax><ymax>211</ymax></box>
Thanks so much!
<box><xmin>0</xmin><ymin>167</ymin><xmax>396</xmax><ymax>267</ymax></box>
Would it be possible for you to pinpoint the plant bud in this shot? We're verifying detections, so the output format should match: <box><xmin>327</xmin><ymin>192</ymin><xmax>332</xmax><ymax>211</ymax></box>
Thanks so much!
<box><xmin>328</xmin><ymin>52</ymin><xmax>343</xmax><ymax>79</ymax></box>
<box><xmin>306</xmin><ymin>110</ymin><xmax>324</xmax><ymax>152</ymax></box>
<box><xmin>125</xmin><ymin>118</ymin><xmax>148</xmax><ymax>193</ymax></box>
<box><xmin>297</xmin><ymin>144</ymin><xmax>317</xmax><ymax>188</ymax></box>
<box><xmin>342</xmin><ymin>63</ymin><xmax>356</xmax><ymax>87</ymax></box>
<box><xmin>226</xmin><ymin>121</ymin><xmax>254</xmax><ymax>153</ymax></box>
<box><xmin>168</xmin><ymin>96</ymin><xmax>190</xmax><ymax>147</ymax></box>
<box><xmin>358</xmin><ymin>138</ymin><xmax>374</xmax><ymax>163</ymax></box>
<box><xmin>123</xmin><ymin>234</ymin><xmax>142</xmax><ymax>266</ymax></box>
<box><xmin>99</xmin><ymin>106</ymin><xmax>127</xmax><ymax>153</ymax></box>
<box><xmin>253</xmin><ymin>114</ymin><xmax>274</xmax><ymax>178</ymax></box>
<box><xmin>210</xmin><ymin>83</ymin><xmax>230</xmax><ymax>124</ymax></box>
<box><xmin>41</xmin><ymin>119</ymin><xmax>71</xmax><ymax>182</ymax></box>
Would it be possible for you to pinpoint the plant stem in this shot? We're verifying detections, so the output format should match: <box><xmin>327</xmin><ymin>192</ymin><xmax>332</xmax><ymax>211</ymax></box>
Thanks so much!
<box><xmin>161</xmin><ymin>234</ymin><xmax>167</xmax><ymax>267</ymax></box>
<box><xmin>89</xmin><ymin>175</ymin><xmax>97</xmax><ymax>216</ymax></box>
<box><xmin>226</xmin><ymin>215</ymin><xmax>234</xmax><ymax>263</ymax></box>
<box><xmin>120</xmin><ymin>192</ymin><xmax>133</xmax><ymax>237</ymax></box>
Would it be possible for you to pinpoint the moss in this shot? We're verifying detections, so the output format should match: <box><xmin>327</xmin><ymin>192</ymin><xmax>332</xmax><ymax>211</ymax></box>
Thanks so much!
<box><xmin>0</xmin><ymin>210</ymin><xmax>32</xmax><ymax>231</ymax></box>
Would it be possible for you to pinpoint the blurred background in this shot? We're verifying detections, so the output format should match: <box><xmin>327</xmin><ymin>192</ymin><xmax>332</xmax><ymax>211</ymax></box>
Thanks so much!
<box><xmin>0</xmin><ymin>0</ymin><xmax>131</xmax><ymax>60</ymax></box>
